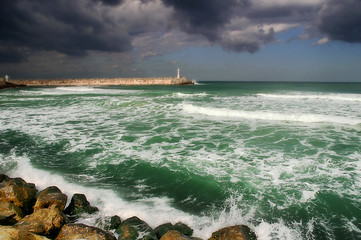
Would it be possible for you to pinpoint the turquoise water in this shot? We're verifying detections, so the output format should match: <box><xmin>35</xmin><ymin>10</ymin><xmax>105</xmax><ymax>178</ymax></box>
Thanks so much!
<box><xmin>1</xmin><ymin>82</ymin><xmax>361</xmax><ymax>239</ymax></box>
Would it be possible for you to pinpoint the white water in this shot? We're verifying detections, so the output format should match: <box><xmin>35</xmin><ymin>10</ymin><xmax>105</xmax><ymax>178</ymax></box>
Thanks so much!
<box><xmin>182</xmin><ymin>103</ymin><xmax>361</xmax><ymax>125</ymax></box>
<box><xmin>1</xmin><ymin>85</ymin><xmax>361</xmax><ymax>240</ymax></box>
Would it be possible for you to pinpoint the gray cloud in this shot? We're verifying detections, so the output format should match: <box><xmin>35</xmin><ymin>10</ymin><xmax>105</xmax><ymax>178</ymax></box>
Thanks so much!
<box><xmin>0</xmin><ymin>0</ymin><xmax>131</xmax><ymax>62</ymax></box>
<box><xmin>161</xmin><ymin>0</ymin><xmax>250</xmax><ymax>41</ymax></box>
<box><xmin>1</xmin><ymin>0</ymin><xmax>361</xmax><ymax>73</ymax></box>
<box><xmin>92</xmin><ymin>0</ymin><xmax>123</xmax><ymax>5</ymax></box>
<box><xmin>318</xmin><ymin>0</ymin><xmax>361</xmax><ymax>43</ymax></box>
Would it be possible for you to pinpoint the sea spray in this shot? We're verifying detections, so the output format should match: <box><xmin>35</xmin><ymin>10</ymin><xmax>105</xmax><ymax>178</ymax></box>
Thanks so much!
<box><xmin>1</xmin><ymin>82</ymin><xmax>361</xmax><ymax>239</ymax></box>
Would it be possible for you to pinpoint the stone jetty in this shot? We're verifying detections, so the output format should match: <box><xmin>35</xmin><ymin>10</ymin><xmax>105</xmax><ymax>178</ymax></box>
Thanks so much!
<box><xmin>8</xmin><ymin>77</ymin><xmax>193</xmax><ymax>87</ymax></box>
<box><xmin>0</xmin><ymin>174</ymin><xmax>257</xmax><ymax>240</ymax></box>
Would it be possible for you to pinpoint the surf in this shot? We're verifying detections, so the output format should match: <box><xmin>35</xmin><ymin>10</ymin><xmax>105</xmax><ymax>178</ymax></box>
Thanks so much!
<box><xmin>181</xmin><ymin>104</ymin><xmax>361</xmax><ymax>125</ymax></box>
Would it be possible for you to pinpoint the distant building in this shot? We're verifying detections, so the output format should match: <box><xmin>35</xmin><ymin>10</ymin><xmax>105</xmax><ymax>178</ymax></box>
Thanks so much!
<box><xmin>177</xmin><ymin>68</ymin><xmax>180</xmax><ymax>79</ymax></box>
<box><xmin>5</xmin><ymin>75</ymin><xmax>9</xmax><ymax>81</ymax></box>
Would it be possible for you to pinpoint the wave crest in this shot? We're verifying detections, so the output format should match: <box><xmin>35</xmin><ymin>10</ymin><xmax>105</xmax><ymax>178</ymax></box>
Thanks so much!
<box><xmin>182</xmin><ymin>104</ymin><xmax>361</xmax><ymax>125</ymax></box>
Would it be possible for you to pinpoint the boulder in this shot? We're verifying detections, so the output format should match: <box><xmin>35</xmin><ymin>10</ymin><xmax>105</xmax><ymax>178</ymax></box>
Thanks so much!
<box><xmin>0</xmin><ymin>174</ymin><xmax>11</xmax><ymax>185</ymax></box>
<box><xmin>55</xmin><ymin>223</ymin><xmax>116</xmax><ymax>240</ymax></box>
<box><xmin>64</xmin><ymin>193</ymin><xmax>99</xmax><ymax>218</ymax></box>
<box><xmin>160</xmin><ymin>230</ymin><xmax>202</xmax><ymax>240</ymax></box>
<box><xmin>0</xmin><ymin>201</ymin><xmax>24</xmax><ymax>225</ymax></box>
<box><xmin>115</xmin><ymin>216</ymin><xmax>157</xmax><ymax>240</ymax></box>
<box><xmin>103</xmin><ymin>215</ymin><xmax>122</xmax><ymax>230</ymax></box>
<box><xmin>155</xmin><ymin>222</ymin><xmax>193</xmax><ymax>239</ymax></box>
<box><xmin>34</xmin><ymin>186</ymin><xmax>67</xmax><ymax>211</ymax></box>
<box><xmin>208</xmin><ymin>225</ymin><xmax>257</xmax><ymax>240</ymax></box>
<box><xmin>0</xmin><ymin>225</ymin><xmax>51</xmax><ymax>240</ymax></box>
<box><xmin>14</xmin><ymin>207</ymin><xmax>66</xmax><ymax>238</ymax></box>
<box><xmin>0</xmin><ymin>177</ymin><xmax>37</xmax><ymax>214</ymax></box>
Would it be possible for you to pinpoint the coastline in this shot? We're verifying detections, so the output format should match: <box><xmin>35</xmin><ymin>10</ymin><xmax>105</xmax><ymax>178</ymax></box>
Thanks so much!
<box><xmin>0</xmin><ymin>174</ymin><xmax>257</xmax><ymax>240</ymax></box>
<box><xmin>7</xmin><ymin>77</ymin><xmax>193</xmax><ymax>87</ymax></box>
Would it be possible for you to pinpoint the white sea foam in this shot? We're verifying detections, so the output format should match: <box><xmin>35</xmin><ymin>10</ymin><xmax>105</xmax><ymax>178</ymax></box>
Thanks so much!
<box><xmin>0</xmin><ymin>153</ymin><xmax>267</xmax><ymax>239</ymax></box>
<box><xmin>17</xmin><ymin>87</ymin><xmax>142</xmax><ymax>96</ymax></box>
<box><xmin>2</xmin><ymin>85</ymin><xmax>360</xmax><ymax>240</ymax></box>
<box><xmin>257</xmin><ymin>93</ymin><xmax>361</xmax><ymax>102</ymax></box>
<box><xmin>174</xmin><ymin>92</ymin><xmax>208</xmax><ymax>98</ymax></box>
<box><xmin>56</xmin><ymin>87</ymin><xmax>97</xmax><ymax>92</ymax></box>
<box><xmin>182</xmin><ymin>104</ymin><xmax>361</xmax><ymax>125</ymax></box>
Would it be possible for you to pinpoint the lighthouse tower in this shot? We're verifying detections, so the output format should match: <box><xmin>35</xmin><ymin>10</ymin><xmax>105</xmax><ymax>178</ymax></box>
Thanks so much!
<box><xmin>177</xmin><ymin>68</ymin><xmax>180</xmax><ymax>79</ymax></box>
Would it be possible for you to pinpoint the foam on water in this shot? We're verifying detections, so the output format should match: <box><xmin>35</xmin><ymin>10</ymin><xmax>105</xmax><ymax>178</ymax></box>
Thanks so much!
<box><xmin>258</xmin><ymin>93</ymin><xmax>361</xmax><ymax>102</ymax></box>
<box><xmin>1</xmin><ymin>83</ymin><xmax>361</xmax><ymax>239</ymax></box>
<box><xmin>13</xmin><ymin>87</ymin><xmax>143</xmax><ymax>96</ymax></box>
<box><xmin>182</xmin><ymin>103</ymin><xmax>361</xmax><ymax>125</ymax></box>
<box><xmin>173</xmin><ymin>92</ymin><xmax>208</xmax><ymax>98</ymax></box>
<box><xmin>56</xmin><ymin>87</ymin><xmax>97</xmax><ymax>92</ymax></box>
<box><xmin>0</xmin><ymin>152</ymin><xmax>268</xmax><ymax>239</ymax></box>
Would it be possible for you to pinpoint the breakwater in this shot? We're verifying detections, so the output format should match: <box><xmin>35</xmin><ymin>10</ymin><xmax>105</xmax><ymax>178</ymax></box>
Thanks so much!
<box><xmin>8</xmin><ymin>77</ymin><xmax>193</xmax><ymax>86</ymax></box>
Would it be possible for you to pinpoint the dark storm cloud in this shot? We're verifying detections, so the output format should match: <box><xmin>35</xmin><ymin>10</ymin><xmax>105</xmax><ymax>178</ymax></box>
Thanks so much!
<box><xmin>160</xmin><ymin>0</ymin><xmax>276</xmax><ymax>53</ymax></box>
<box><xmin>318</xmin><ymin>0</ymin><xmax>361</xmax><ymax>43</ymax></box>
<box><xmin>0</xmin><ymin>0</ymin><xmax>131</xmax><ymax>62</ymax></box>
<box><xmin>92</xmin><ymin>0</ymin><xmax>123</xmax><ymax>5</ymax></box>
<box><xmin>247</xmin><ymin>5</ymin><xmax>319</xmax><ymax>22</ymax></box>
<box><xmin>221</xmin><ymin>28</ymin><xmax>275</xmax><ymax>53</ymax></box>
<box><xmin>161</xmin><ymin>0</ymin><xmax>251</xmax><ymax>41</ymax></box>
<box><xmin>0</xmin><ymin>46</ymin><xmax>27</xmax><ymax>63</ymax></box>
<box><xmin>1</xmin><ymin>0</ymin><xmax>361</xmax><ymax>67</ymax></box>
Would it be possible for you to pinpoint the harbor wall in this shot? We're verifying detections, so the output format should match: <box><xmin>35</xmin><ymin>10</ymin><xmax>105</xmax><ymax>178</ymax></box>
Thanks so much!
<box><xmin>8</xmin><ymin>77</ymin><xmax>193</xmax><ymax>86</ymax></box>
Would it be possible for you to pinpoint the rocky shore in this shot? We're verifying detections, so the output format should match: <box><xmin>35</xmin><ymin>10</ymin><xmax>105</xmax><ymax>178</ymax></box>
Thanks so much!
<box><xmin>0</xmin><ymin>174</ymin><xmax>257</xmax><ymax>240</ymax></box>
<box><xmin>0</xmin><ymin>80</ymin><xmax>25</xmax><ymax>90</ymax></box>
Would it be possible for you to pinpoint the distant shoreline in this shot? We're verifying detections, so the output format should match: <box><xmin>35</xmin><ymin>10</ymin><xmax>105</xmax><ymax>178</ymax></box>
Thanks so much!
<box><xmin>5</xmin><ymin>77</ymin><xmax>193</xmax><ymax>87</ymax></box>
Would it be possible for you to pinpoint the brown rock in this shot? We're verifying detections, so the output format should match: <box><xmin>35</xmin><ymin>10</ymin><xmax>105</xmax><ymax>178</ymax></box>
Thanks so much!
<box><xmin>208</xmin><ymin>225</ymin><xmax>257</xmax><ymax>240</ymax></box>
<box><xmin>34</xmin><ymin>186</ymin><xmax>68</xmax><ymax>211</ymax></box>
<box><xmin>55</xmin><ymin>223</ymin><xmax>116</xmax><ymax>240</ymax></box>
<box><xmin>155</xmin><ymin>222</ymin><xmax>193</xmax><ymax>239</ymax></box>
<box><xmin>0</xmin><ymin>201</ymin><xmax>24</xmax><ymax>225</ymax></box>
<box><xmin>115</xmin><ymin>216</ymin><xmax>157</xmax><ymax>240</ymax></box>
<box><xmin>160</xmin><ymin>230</ymin><xmax>201</xmax><ymax>240</ymax></box>
<box><xmin>0</xmin><ymin>174</ymin><xmax>11</xmax><ymax>184</ymax></box>
<box><xmin>14</xmin><ymin>207</ymin><xmax>66</xmax><ymax>238</ymax></box>
<box><xmin>0</xmin><ymin>225</ymin><xmax>51</xmax><ymax>240</ymax></box>
<box><xmin>0</xmin><ymin>178</ymin><xmax>37</xmax><ymax>214</ymax></box>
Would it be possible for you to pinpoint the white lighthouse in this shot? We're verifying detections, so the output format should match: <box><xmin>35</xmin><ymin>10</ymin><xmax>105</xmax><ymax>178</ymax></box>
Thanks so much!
<box><xmin>177</xmin><ymin>68</ymin><xmax>180</xmax><ymax>79</ymax></box>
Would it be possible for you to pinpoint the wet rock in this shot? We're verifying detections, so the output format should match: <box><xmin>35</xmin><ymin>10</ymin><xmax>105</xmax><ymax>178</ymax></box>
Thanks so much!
<box><xmin>103</xmin><ymin>215</ymin><xmax>122</xmax><ymax>230</ymax></box>
<box><xmin>0</xmin><ymin>177</ymin><xmax>37</xmax><ymax>214</ymax></box>
<box><xmin>0</xmin><ymin>225</ymin><xmax>51</xmax><ymax>239</ymax></box>
<box><xmin>64</xmin><ymin>193</ymin><xmax>99</xmax><ymax>218</ymax></box>
<box><xmin>0</xmin><ymin>201</ymin><xmax>24</xmax><ymax>225</ymax></box>
<box><xmin>0</xmin><ymin>174</ymin><xmax>11</xmax><ymax>185</ymax></box>
<box><xmin>34</xmin><ymin>186</ymin><xmax>68</xmax><ymax>211</ymax></box>
<box><xmin>55</xmin><ymin>223</ymin><xmax>116</xmax><ymax>240</ymax></box>
<box><xmin>14</xmin><ymin>207</ymin><xmax>66</xmax><ymax>238</ymax></box>
<box><xmin>160</xmin><ymin>230</ymin><xmax>202</xmax><ymax>240</ymax></box>
<box><xmin>115</xmin><ymin>216</ymin><xmax>157</xmax><ymax>240</ymax></box>
<box><xmin>208</xmin><ymin>225</ymin><xmax>257</xmax><ymax>240</ymax></box>
<box><xmin>155</xmin><ymin>222</ymin><xmax>193</xmax><ymax>239</ymax></box>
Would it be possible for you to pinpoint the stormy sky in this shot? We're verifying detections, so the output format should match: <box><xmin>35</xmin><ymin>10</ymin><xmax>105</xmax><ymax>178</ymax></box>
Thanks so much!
<box><xmin>1</xmin><ymin>0</ymin><xmax>361</xmax><ymax>81</ymax></box>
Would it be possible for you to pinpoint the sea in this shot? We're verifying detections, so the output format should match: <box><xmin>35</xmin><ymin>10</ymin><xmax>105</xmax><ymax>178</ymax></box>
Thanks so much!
<box><xmin>0</xmin><ymin>81</ymin><xmax>361</xmax><ymax>240</ymax></box>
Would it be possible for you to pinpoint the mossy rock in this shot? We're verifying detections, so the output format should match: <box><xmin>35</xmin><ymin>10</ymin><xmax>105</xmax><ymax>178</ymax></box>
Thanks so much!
<box><xmin>154</xmin><ymin>222</ymin><xmax>193</xmax><ymax>239</ymax></box>
<box><xmin>160</xmin><ymin>230</ymin><xmax>201</xmax><ymax>240</ymax></box>
<box><xmin>64</xmin><ymin>193</ymin><xmax>98</xmax><ymax>220</ymax></box>
<box><xmin>116</xmin><ymin>216</ymin><xmax>157</xmax><ymax>240</ymax></box>
<box><xmin>56</xmin><ymin>223</ymin><xmax>116</xmax><ymax>240</ymax></box>
<box><xmin>0</xmin><ymin>201</ymin><xmax>24</xmax><ymax>225</ymax></box>
<box><xmin>34</xmin><ymin>186</ymin><xmax>68</xmax><ymax>211</ymax></box>
<box><xmin>208</xmin><ymin>225</ymin><xmax>257</xmax><ymax>240</ymax></box>
<box><xmin>0</xmin><ymin>177</ymin><xmax>37</xmax><ymax>214</ymax></box>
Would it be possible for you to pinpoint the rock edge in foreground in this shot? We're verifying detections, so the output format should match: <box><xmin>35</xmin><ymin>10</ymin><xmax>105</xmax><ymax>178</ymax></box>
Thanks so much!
<box><xmin>0</xmin><ymin>174</ymin><xmax>257</xmax><ymax>240</ymax></box>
